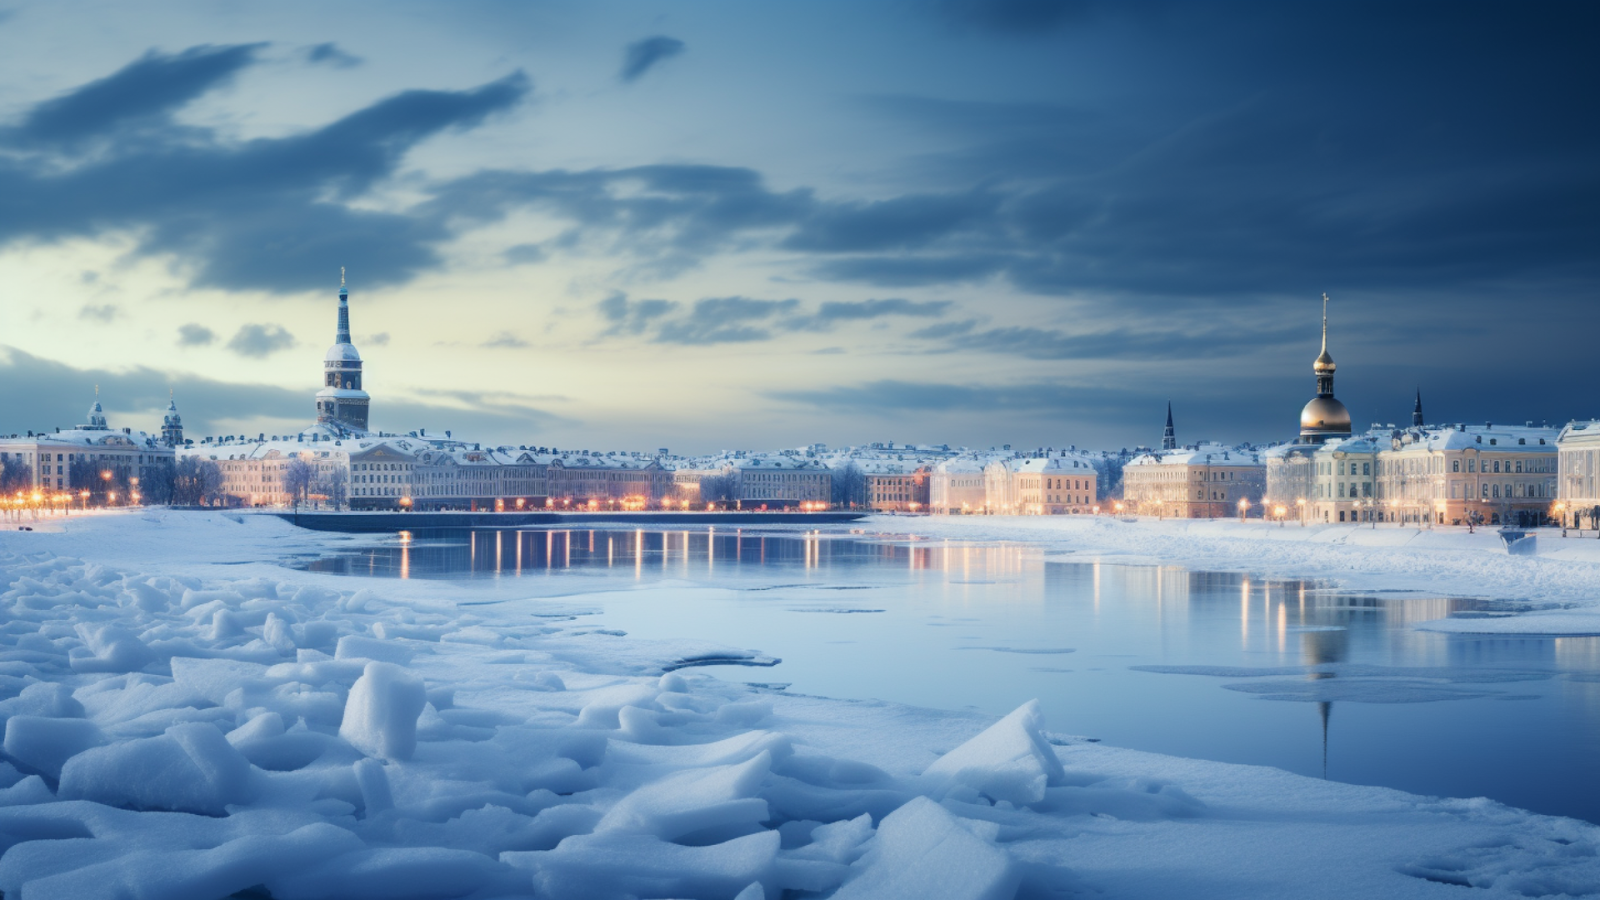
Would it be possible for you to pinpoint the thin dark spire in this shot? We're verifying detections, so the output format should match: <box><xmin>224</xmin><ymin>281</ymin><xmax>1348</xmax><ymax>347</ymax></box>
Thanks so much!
<box><xmin>336</xmin><ymin>269</ymin><xmax>351</xmax><ymax>344</ymax></box>
<box><xmin>1412</xmin><ymin>388</ymin><xmax>1424</xmax><ymax>428</ymax></box>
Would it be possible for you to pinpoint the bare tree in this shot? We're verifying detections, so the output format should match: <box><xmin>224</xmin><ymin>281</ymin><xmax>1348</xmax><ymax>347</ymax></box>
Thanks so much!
<box><xmin>143</xmin><ymin>458</ymin><xmax>176</xmax><ymax>505</ymax></box>
<box><xmin>172</xmin><ymin>458</ymin><xmax>224</xmax><ymax>506</ymax></box>
<box><xmin>0</xmin><ymin>460</ymin><xmax>32</xmax><ymax>495</ymax></box>
<box><xmin>283</xmin><ymin>458</ymin><xmax>315</xmax><ymax>511</ymax></box>
<box><xmin>321</xmin><ymin>467</ymin><xmax>349</xmax><ymax>511</ymax></box>
<box><xmin>830</xmin><ymin>462</ymin><xmax>867</xmax><ymax>509</ymax></box>
<box><xmin>699</xmin><ymin>472</ymin><xmax>738</xmax><ymax>505</ymax></box>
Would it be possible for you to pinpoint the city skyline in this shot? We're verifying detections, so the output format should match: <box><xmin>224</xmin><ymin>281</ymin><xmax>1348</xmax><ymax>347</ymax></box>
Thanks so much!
<box><xmin>0</xmin><ymin>2</ymin><xmax>1596</xmax><ymax>453</ymax></box>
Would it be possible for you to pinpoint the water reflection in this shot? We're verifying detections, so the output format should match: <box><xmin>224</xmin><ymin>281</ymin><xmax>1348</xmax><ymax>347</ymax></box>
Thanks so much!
<box><xmin>298</xmin><ymin>527</ymin><xmax>1600</xmax><ymax>822</ymax></box>
<box><xmin>300</xmin><ymin>528</ymin><xmax>1030</xmax><ymax>583</ymax></box>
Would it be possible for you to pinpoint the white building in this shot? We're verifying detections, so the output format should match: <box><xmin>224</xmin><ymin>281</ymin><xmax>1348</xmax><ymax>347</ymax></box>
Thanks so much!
<box><xmin>1558</xmin><ymin>420</ymin><xmax>1600</xmax><ymax>528</ymax></box>
<box><xmin>0</xmin><ymin>397</ymin><xmax>175</xmax><ymax>499</ymax></box>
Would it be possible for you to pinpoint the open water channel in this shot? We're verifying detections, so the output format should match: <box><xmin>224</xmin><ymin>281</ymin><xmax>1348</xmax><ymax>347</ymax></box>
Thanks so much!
<box><xmin>299</xmin><ymin>526</ymin><xmax>1600</xmax><ymax>823</ymax></box>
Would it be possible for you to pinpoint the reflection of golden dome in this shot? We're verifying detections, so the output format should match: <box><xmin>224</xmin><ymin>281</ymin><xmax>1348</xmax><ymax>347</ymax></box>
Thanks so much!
<box><xmin>1301</xmin><ymin>396</ymin><xmax>1352</xmax><ymax>434</ymax></box>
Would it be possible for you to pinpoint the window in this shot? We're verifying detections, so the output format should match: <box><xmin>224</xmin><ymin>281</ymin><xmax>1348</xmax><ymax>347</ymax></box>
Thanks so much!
<box><xmin>1452</xmin><ymin>460</ymin><xmax>1460</xmax><ymax>473</ymax></box>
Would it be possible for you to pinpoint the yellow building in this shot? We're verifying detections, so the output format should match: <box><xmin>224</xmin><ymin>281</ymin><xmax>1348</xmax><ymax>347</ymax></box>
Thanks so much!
<box><xmin>1123</xmin><ymin>445</ymin><xmax>1265</xmax><ymax>518</ymax></box>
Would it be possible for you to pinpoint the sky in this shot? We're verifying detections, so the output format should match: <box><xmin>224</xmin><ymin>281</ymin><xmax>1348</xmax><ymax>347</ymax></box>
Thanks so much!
<box><xmin>0</xmin><ymin>0</ymin><xmax>1595</xmax><ymax>454</ymax></box>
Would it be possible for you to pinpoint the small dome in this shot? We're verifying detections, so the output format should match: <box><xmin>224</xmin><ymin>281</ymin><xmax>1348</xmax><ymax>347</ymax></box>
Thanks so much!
<box><xmin>1313</xmin><ymin>348</ymin><xmax>1336</xmax><ymax>374</ymax></box>
<box><xmin>1300</xmin><ymin>396</ymin><xmax>1352</xmax><ymax>435</ymax></box>
<box><xmin>325</xmin><ymin>342</ymin><xmax>362</xmax><ymax>363</ymax></box>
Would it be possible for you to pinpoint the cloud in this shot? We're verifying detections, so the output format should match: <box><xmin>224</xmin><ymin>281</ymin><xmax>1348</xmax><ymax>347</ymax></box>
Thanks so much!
<box><xmin>226</xmin><ymin>324</ymin><xmax>296</xmax><ymax>358</ymax></box>
<box><xmin>782</xmin><ymin>192</ymin><xmax>997</xmax><ymax>253</ymax></box>
<box><xmin>502</xmin><ymin>242</ymin><xmax>547</xmax><ymax>264</ymax></box>
<box><xmin>653</xmin><ymin>296</ymin><xmax>801</xmax><ymax>345</ymax></box>
<box><xmin>360</xmin><ymin>332</ymin><xmax>390</xmax><ymax>346</ymax></box>
<box><xmin>481</xmin><ymin>331</ymin><xmax>529</xmax><ymax>348</ymax></box>
<box><xmin>787</xmin><ymin>297</ymin><xmax>951</xmax><ymax>331</ymax></box>
<box><xmin>78</xmin><ymin>304</ymin><xmax>118</xmax><ymax>322</ymax></box>
<box><xmin>909</xmin><ymin>321</ymin><xmax>1304</xmax><ymax>361</ymax></box>
<box><xmin>9</xmin><ymin>44</ymin><xmax>262</xmax><ymax>148</ymax></box>
<box><xmin>305</xmin><ymin>42</ymin><xmax>362</xmax><ymax>68</ymax></box>
<box><xmin>0</xmin><ymin>47</ymin><xmax>529</xmax><ymax>293</ymax></box>
<box><xmin>620</xmin><ymin>36</ymin><xmax>686</xmax><ymax>82</ymax></box>
<box><xmin>177</xmin><ymin>323</ymin><xmax>216</xmax><ymax>346</ymax></box>
<box><xmin>598</xmin><ymin>291</ymin><xmax>679</xmax><ymax>336</ymax></box>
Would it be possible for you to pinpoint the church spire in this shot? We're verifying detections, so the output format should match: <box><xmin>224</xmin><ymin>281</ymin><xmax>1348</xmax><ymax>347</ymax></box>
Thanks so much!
<box><xmin>1412</xmin><ymin>389</ymin><xmax>1424</xmax><ymax>428</ymax></box>
<box><xmin>336</xmin><ymin>267</ymin><xmax>351</xmax><ymax>345</ymax></box>
<box><xmin>1162</xmin><ymin>402</ymin><xmax>1177</xmax><ymax>450</ymax></box>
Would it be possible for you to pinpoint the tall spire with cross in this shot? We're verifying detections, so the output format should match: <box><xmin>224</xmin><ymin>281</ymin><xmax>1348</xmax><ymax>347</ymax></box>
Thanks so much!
<box><xmin>1162</xmin><ymin>401</ymin><xmax>1177</xmax><ymax>450</ymax></box>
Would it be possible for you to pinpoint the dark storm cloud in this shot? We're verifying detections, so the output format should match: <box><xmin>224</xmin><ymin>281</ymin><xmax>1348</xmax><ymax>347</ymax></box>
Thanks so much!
<box><xmin>428</xmin><ymin>164</ymin><xmax>811</xmax><ymax>275</ymax></box>
<box><xmin>620</xmin><ymin>36</ymin><xmax>685</xmax><ymax>83</ymax></box>
<box><xmin>781</xmin><ymin>192</ymin><xmax>998</xmax><ymax>253</ymax></box>
<box><xmin>177</xmin><ymin>323</ymin><xmax>216</xmax><ymax>347</ymax></box>
<box><xmin>305</xmin><ymin>43</ymin><xmax>362</xmax><ymax>69</ymax></box>
<box><xmin>0</xmin><ymin>46</ymin><xmax>528</xmax><ymax>293</ymax></box>
<box><xmin>9</xmin><ymin>44</ymin><xmax>262</xmax><ymax>147</ymax></box>
<box><xmin>225</xmin><ymin>324</ymin><xmax>296</xmax><ymax>358</ymax></box>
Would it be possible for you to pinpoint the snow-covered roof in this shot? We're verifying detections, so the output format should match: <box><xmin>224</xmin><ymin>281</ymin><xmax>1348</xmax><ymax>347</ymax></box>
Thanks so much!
<box><xmin>0</xmin><ymin>428</ymin><xmax>169</xmax><ymax>451</ymax></box>
<box><xmin>1388</xmin><ymin>424</ymin><xmax>1559</xmax><ymax>453</ymax></box>
<box><xmin>1126</xmin><ymin>444</ymin><xmax>1262</xmax><ymax>468</ymax></box>
<box><xmin>1559</xmin><ymin>420</ymin><xmax>1600</xmax><ymax>444</ymax></box>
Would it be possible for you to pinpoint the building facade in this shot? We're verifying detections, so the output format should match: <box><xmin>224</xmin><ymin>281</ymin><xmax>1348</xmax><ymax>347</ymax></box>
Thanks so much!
<box><xmin>1558</xmin><ymin>420</ymin><xmax>1600</xmax><ymax>528</ymax></box>
<box><xmin>1375</xmin><ymin>424</ymin><xmax>1558</xmax><ymax>527</ymax></box>
<box><xmin>0</xmin><ymin>397</ymin><xmax>175</xmax><ymax>497</ymax></box>
<box><xmin>1123</xmin><ymin>445</ymin><xmax>1265</xmax><ymax>518</ymax></box>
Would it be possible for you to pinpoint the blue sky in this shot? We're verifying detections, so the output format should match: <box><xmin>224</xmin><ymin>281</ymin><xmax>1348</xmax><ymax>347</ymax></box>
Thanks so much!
<box><xmin>0</xmin><ymin>1</ymin><xmax>1595</xmax><ymax>453</ymax></box>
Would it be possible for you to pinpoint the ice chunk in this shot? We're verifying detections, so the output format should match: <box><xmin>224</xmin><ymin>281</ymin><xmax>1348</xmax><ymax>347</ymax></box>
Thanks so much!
<box><xmin>0</xmin><ymin>683</ymin><xmax>86</xmax><ymax>724</ymax></box>
<box><xmin>339</xmin><ymin>661</ymin><xmax>427</xmax><ymax>761</ymax></box>
<box><xmin>598</xmin><ymin>751</ymin><xmax>772</xmax><ymax>843</ymax></box>
<box><xmin>263</xmin><ymin>613</ymin><xmax>295</xmax><ymax>653</ymax></box>
<box><xmin>505</xmin><ymin>830</ymin><xmax>780</xmax><ymax>900</ymax></box>
<box><xmin>58</xmin><ymin>722</ymin><xmax>255</xmax><ymax>814</ymax></box>
<box><xmin>335</xmin><ymin>635</ymin><xmax>416</xmax><ymax>665</ymax></box>
<box><xmin>832</xmin><ymin>797</ymin><xmax>1016</xmax><ymax>900</ymax></box>
<box><xmin>7</xmin><ymin>822</ymin><xmax>364</xmax><ymax>900</ymax></box>
<box><xmin>267</xmin><ymin>846</ymin><xmax>506</xmax><ymax>900</ymax></box>
<box><xmin>353</xmin><ymin>757</ymin><xmax>394</xmax><ymax>815</ymax></box>
<box><xmin>3</xmin><ymin>717</ymin><xmax>104</xmax><ymax>778</ymax></box>
<box><xmin>574</xmin><ymin>684</ymin><xmax>659</xmax><ymax>729</ymax></box>
<box><xmin>922</xmin><ymin>700</ymin><xmax>1065</xmax><ymax>805</ymax></box>
<box><xmin>67</xmin><ymin>624</ymin><xmax>156</xmax><ymax>673</ymax></box>
<box><xmin>0</xmin><ymin>775</ymin><xmax>54</xmax><ymax>807</ymax></box>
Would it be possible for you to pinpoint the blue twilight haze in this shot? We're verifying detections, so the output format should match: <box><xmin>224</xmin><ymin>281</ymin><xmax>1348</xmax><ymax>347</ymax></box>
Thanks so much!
<box><xmin>0</xmin><ymin>0</ymin><xmax>1594</xmax><ymax>451</ymax></box>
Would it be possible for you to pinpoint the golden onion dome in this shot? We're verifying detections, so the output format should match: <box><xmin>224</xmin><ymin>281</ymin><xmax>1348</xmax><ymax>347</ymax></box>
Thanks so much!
<box><xmin>1313</xmin><ymin>348</ymin><xmax>1335</xmax><ymax>374</ymax></box>
<box><xmin>1300</xmin><ymin>396</ymin><xmax>1352</xmax><ymax>434</ymax></box>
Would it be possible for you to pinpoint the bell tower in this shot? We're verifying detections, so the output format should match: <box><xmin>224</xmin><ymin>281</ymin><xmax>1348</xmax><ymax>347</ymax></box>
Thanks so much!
<box><xmin>314</xmin><ymin>268</ymin><xmax>371</xmax><ymax>432</ymax></box>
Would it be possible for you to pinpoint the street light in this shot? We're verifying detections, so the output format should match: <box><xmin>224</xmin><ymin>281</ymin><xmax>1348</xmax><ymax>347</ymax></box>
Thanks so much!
<box><xmin>1237</xmin><ymin>497</ymin><xmax>1249</xmax><ymax>522</ymax></box>
<box><xmin>1295</xmin><ymin>497</ymin><xmax>1306</xmax><ymax>526</ymax></box>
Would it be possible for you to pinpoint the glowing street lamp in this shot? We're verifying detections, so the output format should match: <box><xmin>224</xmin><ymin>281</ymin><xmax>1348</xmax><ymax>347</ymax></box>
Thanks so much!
<box><xmin>1237</xmin><ymin>497</ymin><xmax>1249</xmax><ymax>522</ymax></box>
<box><xmin>1295</xmin><ymin>497</ymin><xmax>1306</xmax><ymax>526</ymax></box>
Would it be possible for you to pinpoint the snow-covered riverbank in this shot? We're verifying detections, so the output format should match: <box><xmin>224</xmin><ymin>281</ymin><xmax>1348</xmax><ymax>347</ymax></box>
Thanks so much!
<box><xmin>864</xmin><ymin>514</ymin><xmax>1600</xmax><ymax>635</ymax></box>
<box><xmin>0</xmin><ymin>511</ymin><xmax>1595</xmax><ymax>899</ymax></box>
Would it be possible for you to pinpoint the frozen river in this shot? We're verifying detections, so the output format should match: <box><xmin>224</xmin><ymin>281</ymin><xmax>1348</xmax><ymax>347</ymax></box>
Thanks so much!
<box><xmin>300</xmin><ymin>525</ymin><xmax>1600</xmax><ymax>823</ymax></box>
